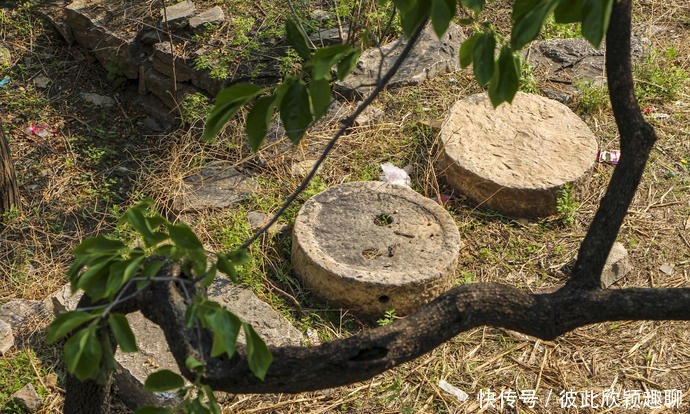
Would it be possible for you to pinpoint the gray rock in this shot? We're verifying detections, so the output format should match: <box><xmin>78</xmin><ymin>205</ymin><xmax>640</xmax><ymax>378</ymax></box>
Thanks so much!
<box><xmin>189</xmin><ymin>6</ymin><xmax>225</xmax><ymax>30</ymax></box>
<box><xmin>246</xmin><ymin>211</ymin><xmax>283</xmax><ymax>234</ymax></box>
<box><xmin>80</xmin><ymin>92</ymin><xmax>116</xmax><ymax>107</ymax></box>
<box><xmin>45</xmin><ymin>283</ymin><xmax>83</xmax><ymax>315</ymax></box>
<box><xmin>208</xmin><ymin>277</ymin><xmax>303</xmax><ymax>347</ymax></box>
<box><xmin>601</xmin><ymin>242</ymin><xmax>631</xmax><ymax>288</ymax></box>
<box><xmin>173</xmin><ymin>161</ymin><xmax>258</xmax><ymax>212</ymax></box>
<box><xmin>33</xmin><ymin>75</ymin><xmax>51</xmax><ymax>89</ymax></box>
<box><xmin>160</xmin><ymin>0</ymin><xmax>196</xmax><ymax>23</ymax></box>
<box><xmin>311</xmin><ymin>27</ymin><xmax>350</xmax><ymax>46</ymax></box>
<box><xmin>12</xmin><ymin>383</ymin><xmax>42</xmax><ymax>413</ymax></box>
<box><xmin>114</xmin><ymin>311</ymin><xmax>183</xmax><ymax>410</ymax></box>
<box><xmin>291</xmin><ymin>159</ymin><xmax>320</xmax><ymax>177</ymax></box>
<box><xmin>0</xmin><ymin>318</ymin><xmax>14</xmax><ymax>355</ymax></box>
<box><xmin>151</xmin><ymin>42</ymin><xmax>194</xmax><ymax>82</ymax></box>
<box><xmin>142</xmin><ymin>116</ymin><xmax>165</xmax><ymax>132</ymax></box>
<box><xmin>142</xmin><ymin>67</ymin><xmax>197</xmax><ymax>109</ymax></box>
<box><xmin>310</xmin><ymin>9</ymin><xmax>331</xmax><ymax>23</ymax></box>
<box><xmin>659</xmin><ymin>263</ymin><xmax>675</xmax><ymax>276</ymax></box>
<box><xmin>335</xmin><ymin>22</ymin><xmax>465</xmax><ymax>100</ymax></box>
<box><xmin>0</xmin><ymin>300</ymin><xmax>51</xmax><ymax>330</ymax></box>
<box><xmin>0</xmin><ymin>45</ymin><xmax>11</xmax><ymax>67</ymax></box>
<box><xmin>354</xmin><ymin>104</ymin><xmax>384</xmax><ymax>126</ymax></box>
<box><xmin>439</xmin><ymin>92</ymin><xmax>598</xmax><ymax>218</ymax></box>
<box><xmin>114</xmin><ymin>278</ymin><xmax>302</xmax><ymax>411</ymax></box>
<box><xmin>292</xmin><ymin>181</ymin><xmax>462</xmax><ymax>317</ymax></box>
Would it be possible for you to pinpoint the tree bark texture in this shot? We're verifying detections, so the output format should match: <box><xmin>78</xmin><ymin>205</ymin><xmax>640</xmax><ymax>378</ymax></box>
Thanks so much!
<box><xmin>0</xmin><ymin>119</ymin><xmax>20</xmax><ymax>215</ymax></box>
<box><xmin>566</xmin><ymin>0</ymin><xmax>656</xmax><ymax>290</ymax></box>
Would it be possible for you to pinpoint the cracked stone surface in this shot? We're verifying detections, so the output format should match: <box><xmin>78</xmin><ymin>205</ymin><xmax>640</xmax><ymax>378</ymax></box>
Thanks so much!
<box><xmin>292</xmin><ymin>181</ymin><xmax>462</xmax><ymax>317</ymax></box>
<box><xmin>172</xmin><ymin>161</ymin><xmax>258</xmax><ymax>212</ymax></box>
<box><xmin>439</xmin><ymin>92</ymin><xmax>598</xmax><ymax>218</ymax></box>
<box><xmin>335</xmin><ymin>22</ymin><xmax>465</xmax><ymax>100</ymax></box>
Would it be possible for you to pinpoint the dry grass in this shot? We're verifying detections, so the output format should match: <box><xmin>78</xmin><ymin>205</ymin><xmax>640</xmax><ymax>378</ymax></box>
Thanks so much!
<box><xmin>0</xmin><ymin>0</ymin><xmax>689</xmax><ymax>412</ymax></box>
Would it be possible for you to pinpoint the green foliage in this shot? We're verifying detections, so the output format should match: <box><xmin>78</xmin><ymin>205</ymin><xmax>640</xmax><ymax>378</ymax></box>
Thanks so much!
<box><xmin>181</xmin><ymin>93</ymin><xmax>212</xmax><ymax>125</ymax></box>
<box><xmin>376</xmin><ymin>309</ymin><xmax>397</xmax><ymax>326</ymax></box>
<box><xmin>634</xmin><ymin>47</ymin><xmax>689</xmax><ymax>103</ymax></box>
<box><xmin>575</xmin><ymin>80</ymin><xmax>609</xmax><ymax>114</ymax></box>
<box><xmin>556</xmin><ymin>183</ymin><xmax>579</xmax><ymax>226</ymax></box>
<box><xmin>48</xmin><ymin>200</ymin><xmax>271</xmax><ymax>397</ymax></box>
<box><xmin>0</xmin><ymin>350</ymin><xmax>47</xmax><ymax>411</ymax></box>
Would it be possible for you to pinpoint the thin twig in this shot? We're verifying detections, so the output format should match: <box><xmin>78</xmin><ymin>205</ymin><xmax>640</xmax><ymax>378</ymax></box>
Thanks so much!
<box><xmin>240</xmin><ymin>18</ymin><xmax>430</xmax><ymax>250</ymax></box>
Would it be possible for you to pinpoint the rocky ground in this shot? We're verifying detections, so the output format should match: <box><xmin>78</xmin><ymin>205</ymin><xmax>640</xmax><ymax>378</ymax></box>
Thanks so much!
<box><xmin>0</xmin><ymin>0</ymin><xmax>689</xmax><ymax>412</ymax></box>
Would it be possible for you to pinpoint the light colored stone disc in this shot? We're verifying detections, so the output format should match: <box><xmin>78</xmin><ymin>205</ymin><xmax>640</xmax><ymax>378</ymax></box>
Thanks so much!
<box><xmin>439</xmin><ymin>92</ymin><xmax>598</xmax><ymax>217</ymax></box>
<box><xmin>292</xmin><ymin>181</ymin><xmax>461</xmax><ymax>317</ymax></box>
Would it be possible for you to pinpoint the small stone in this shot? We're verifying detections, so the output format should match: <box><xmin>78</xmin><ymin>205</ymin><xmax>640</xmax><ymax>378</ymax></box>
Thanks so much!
<box><xmin>46</xmin><ymin>283</ymin><xmax>83</xmax><ymax>315</ymax></box>
<box><xmin>659</xmin><ymin>263</ymin><xmax>675</xmax><ymax>276</ymax></box>
<box><xmin>12</xmin><ymin>383</ymin><xmax>42</xmax><ymax>413</ymax></box>
<box><xmin>189</xmin><ymin>6</ymin><xmax>225</xmax><ymax>30</ymax></box>
<box><xmin>310</xmin><ymin>9</ymin><xmax>331</xmax><ymax>23</ymax></box>
<box><xmin>0</xmin><ymin>318</ymin><xmax>14</xmax><ymax>355</ymax></box>
<box><xmin>0</xmin><ymin>46</ymin><xmax>11</xmax><ymax>67</ymax></box>
<box><xmin>0</xmin><ymin>300</ymin><xmax>50</xmax><ymax>330</ymax></box>
<box><xmin>354</xmin><ymin>104</ymin><xmax>384</xmax><ymax>126</ymax></box>
<box><xmin>291</xmin><ymin>159</ymin><xmax>320</xmax><ymax>177</ymax></box>
<box><xmin>601</xmin><ymin>242</ymin><xmax>631</xmax><ymax>288</ymax></box>
<box><xmin>142</xmin><ymin>117</ymin><xmax>164</xmax><ymax>132</ymax></box>
<box><xmin>247</xmin><ymin>211</ymin><xmax>272</xmax><ymax>232</ymax></box>
<box><xmin>33</xmin><ymin>75</ymin><xmax>51</xmax><ymax>89</ymax></box>
<box><xmin>160</xmin><ymin>0</ymin><xmax>196</xmax><ymax>22</ymax></box>
<box><xmin>173</xmin><ymin>161</ymin><xmax>258</xmax><ymax>212</ymax></box>
<box><xmin>80</xmin><ymin>92</ymin><xmax>115</xmax><ymax>107</ymax></box>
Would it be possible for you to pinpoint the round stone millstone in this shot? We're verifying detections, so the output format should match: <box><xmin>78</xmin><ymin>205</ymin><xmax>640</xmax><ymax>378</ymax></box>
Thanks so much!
<box><xmin>439</xmin><ymin>92</ymin><xmax>598</xmax><ymax>218</ymax></box>
<box><xmin>291</xmin><ymin>181</ymin><xmax>461</xmax><ymax>317</ymax></box>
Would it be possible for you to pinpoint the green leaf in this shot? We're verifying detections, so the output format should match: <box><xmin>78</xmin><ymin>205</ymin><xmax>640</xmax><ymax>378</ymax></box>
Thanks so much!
<box><xmin>199</xmin><ymin>264</ymin><xmax>217</xmax><ymax>289</ymax></box>
<box><xmin>227</xmin><ymin>249</ymin><xmax>250</xmax><ymax>266</ymax></box>
<box><xmin>488</xmin><ymin>46</ymin><xmax>521</xmax><ymax>107</ymax></box>
<box><xmin>47</xmin><ymin>311</ymin><xmax>98</xmax><ymax>343</ymax></box>
<box><xmin>204</xmin><ymin>309</ymin><xmax>241</xmax><ymax>358</ymax></box>
<box><xmin>394</xmin><ymin>0</ymin><xmax>430</xmax><ymax>38</ymax></box>
<box><xmin>553</xmin><ymin>0</ymin><xmax>584</xmax><ymax>23</ymax></box>
<box><xmin>312</xmin><ymin>44</ymin><xmax>352</xmax><ymax>80</ymax></box>
<box><xmin>335</xmin><ymin>49</ymin><xmax>360</xmax><ymax>81</ymax></box>
<box><xmin>73</xmin><ymin>235</ymin><xmax>126</xmax><ymax>256</ymax></box>
<box><xmin>75</xmin><ymin>259</ymin><xmax>113</xmax><ymax>300</ymax></box>
<box><xmin>185</xmin><ymin>356</ymin><xmax>205</xmax><ymax>373</ymax></box>
<box><xmin>511</xmin><ymin>0</ymin><xmax>555</xmax><ymax>50</ymax></box>
<box><xmin>285</xmin><ymin>19</ymin><xmax>311</xmax><ymax>60</ymax></box>
<box><xmin>459</xmin><ymin>32</ymin><xmax>480</xmax><ymax>68</ymax></box>
<box><xmin>431</xmin><ymin>0</ymin><xmax>456</xmax><ymax>38</ymax></box>
<box><xmin>473</xmin><ymin>31</ymin><xmax>496</xmax><ymax>86</ymax></box>
<box><xmin>460</xmin><ymin>0</ymin><xmax>485</xmax><ymax>14</ymax></box>
<box><xmin>104</xmin><ymin>260</ymin><xmax>128</xmax><ymax>299</ymax></box>
<box><xmin>202</xmin><ymin>83</ymin><xmax>263</xmax><ymax>142</ymax></box>
<box><xmin>124</xmin><ymin>207</ymin><xmax>155</xmax><ymax>245</ymax></box>
<box><xmin>243</xmin><ymin>324</ymin><xmax>272</xmax><ymax>380</ymax></box>
<box><xmin>141</xmin><ymin>259</ymin><xmax>165</xmax><ymax>279</ymax></box>
<box><xmin>134</xmin><ymin>407</ymin><xmax>172</xmax><ymax>414</ymax></box>
<box><xmin>143</xmin><ymin>369</ymin><xmax>185</xmax><ymax>392</ymax></box>
<box><xmin>246</xmin><ymin>95</ymin><xmax>277</xmax><ymax>152</ymax></box>
<box><xmin>309</xmin><ymin>79</ymin><xmax>332</xmax><ymax>120</ymax></box>
<box><xmin>108</xmin><ymin>313</ymin><xmax>137</xmax><ymax>353</ymax></box>
<box><xmin>168</xmin><ymin>222</ymin><xmax>203</xmax><ymax>250</ymax></box>
<box><xmin>581</xmin><ymin>0</ymin><xmax>613</xmax><ymax>47</ymax></box>
<box><xmin>280</xmin><ymin>79</ymin><xmax>313</xmax><ymax>144</ymax></box>
<box><xmin>216</xmin><ymin>255</ymin><xmax>238</xmax><ymax>282</ymax></box>
<box><xmin>64</xmin><ymin>326</ymin><xmax>102</xmax><ymax>381</ymax></box>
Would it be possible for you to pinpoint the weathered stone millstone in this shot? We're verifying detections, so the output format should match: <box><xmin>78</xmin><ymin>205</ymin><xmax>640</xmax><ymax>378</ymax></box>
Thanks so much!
<box><xmin>439</xmin><ymin>92</ymin><xmax>598</xmax><ymax>218</ymax></box>
<box><xmin>292</xmin><ymin>181</ymin><xmax>462</xmax><ymax>317</ymax></box>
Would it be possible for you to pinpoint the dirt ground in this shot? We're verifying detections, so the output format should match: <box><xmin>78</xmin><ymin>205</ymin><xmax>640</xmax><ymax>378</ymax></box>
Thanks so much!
<box><xmin>0</xmin><ymin>0</ymin><xmax>689</xmax><ymax>412</ymax></box>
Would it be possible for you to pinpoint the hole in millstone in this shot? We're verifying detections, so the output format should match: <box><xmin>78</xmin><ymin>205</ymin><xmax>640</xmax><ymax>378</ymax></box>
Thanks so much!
<box><xmin>374</xmin><ymin>213</ymin><xmax>394</xmax><ymax>226</ymax></box>
<box><xmin>378</xmin><ymin>295</ymin><xmax>390</xmax><ymax>304</ymax></box>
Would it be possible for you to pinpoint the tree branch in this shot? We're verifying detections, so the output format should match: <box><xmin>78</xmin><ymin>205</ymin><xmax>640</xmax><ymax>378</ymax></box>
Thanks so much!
<box><xmin>137</xmin><ymin>279</ymin><xmax>690</xmax><ymax>394</ymax></box>
<box><xmin>566</xmin><ymin>0</ymin><xmax>657</xmax><ymax>290</ymax></box>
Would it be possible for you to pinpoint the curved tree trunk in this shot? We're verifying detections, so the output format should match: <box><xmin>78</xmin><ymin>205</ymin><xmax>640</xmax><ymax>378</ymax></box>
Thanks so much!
<box><xmin>0</xmin><ymin>118</ymin><xmax>20</xmax><ymax>216</ymax></box>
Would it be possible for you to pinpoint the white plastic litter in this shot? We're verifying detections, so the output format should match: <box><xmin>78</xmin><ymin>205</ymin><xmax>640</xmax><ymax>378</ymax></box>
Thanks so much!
<box><xmin>438</xmin><ymin>380</ymin><xmax>469</xmax><ymax>402</ymax></box>
<box><xmin>380</xmin><ymin>162</ymin><xmax>411</xmax><ymax>187</ymax></box>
